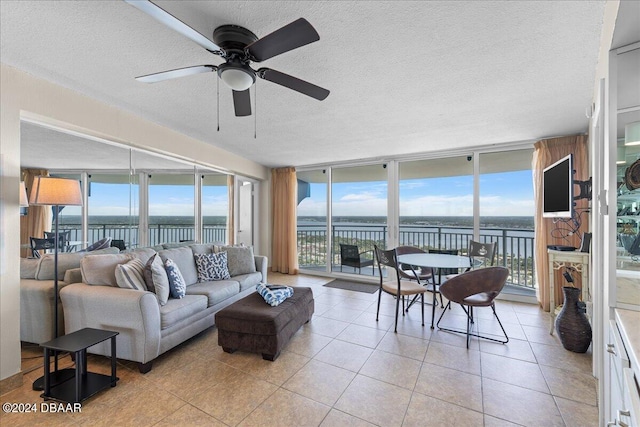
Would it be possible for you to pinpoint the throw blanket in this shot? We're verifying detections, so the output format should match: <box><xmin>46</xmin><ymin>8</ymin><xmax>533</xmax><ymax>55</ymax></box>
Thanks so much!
<box><xmin>256</xmin><ymin>283</ymin><xmax>294</xmax><ymax>307</ymax></box>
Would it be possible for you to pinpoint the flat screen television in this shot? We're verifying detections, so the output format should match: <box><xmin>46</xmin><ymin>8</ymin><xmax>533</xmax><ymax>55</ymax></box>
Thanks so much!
<box><xmin>543</xmin><ymin>154</ymin><xmax>574</xmax><ymax>218</ymax></box>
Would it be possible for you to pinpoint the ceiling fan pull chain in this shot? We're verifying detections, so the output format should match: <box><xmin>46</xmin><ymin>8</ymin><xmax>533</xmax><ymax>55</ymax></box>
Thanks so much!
<box><xmin>254</xmin><ymin>81</ymin><xmax>257</xmax><ymax>139</ymax></box>
<box><xmin>217</xmin><ymin>77</ymin><xmax>220</xmax><ymax>132</ymax></box>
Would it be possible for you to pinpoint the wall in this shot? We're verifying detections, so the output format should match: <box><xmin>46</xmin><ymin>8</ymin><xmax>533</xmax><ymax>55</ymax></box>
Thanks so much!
<box><xmin>0</xmin><ymin>63</ymin><xmax>270</xmax><ymax>383</ymax></box>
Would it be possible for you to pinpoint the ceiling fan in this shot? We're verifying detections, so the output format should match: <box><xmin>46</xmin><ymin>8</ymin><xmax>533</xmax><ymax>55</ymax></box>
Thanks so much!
<box><xmin>125</xmin><ymin>0</ymin><xmax>330</xmax><ymax>117</ymax></box>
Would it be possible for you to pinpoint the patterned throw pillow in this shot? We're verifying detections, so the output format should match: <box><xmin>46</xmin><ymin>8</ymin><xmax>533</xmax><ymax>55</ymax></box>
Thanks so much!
<box><xmin>144</xmin><ymin>254</ymin><xmax>170</xmax><ymax>305</ymax></box>
<box><xmin>256</xmin><ymin>283</ymin><xmax>294</xmax><ymax>307</ymax></box>
<box><xmin>194</xmin><ymin>253</ymin><xmax>231</xmax><ymax>282</ymax></box>
<box><xmin>164</xmin><ymin>258</ymin><xmax>186</xmax><ymax>299</ymax></box>
<box><xmin>115</xmin><ymin>258</ymin><xmax>148</xmax><ymax>291</ymax></box>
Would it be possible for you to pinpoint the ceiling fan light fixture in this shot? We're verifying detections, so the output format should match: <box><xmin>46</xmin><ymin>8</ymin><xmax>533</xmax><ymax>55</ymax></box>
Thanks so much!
<box><xmin>218</xmin><ymin>63</ymin><xmax>255</xmax><ymax>91</ymax></box>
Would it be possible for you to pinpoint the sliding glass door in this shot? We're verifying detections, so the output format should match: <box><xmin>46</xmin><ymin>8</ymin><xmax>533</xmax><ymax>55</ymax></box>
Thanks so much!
<box><xmin>297</xmin><ymin>169</ymin><xmax>329</xmax><ymax>271</ymax></box>
<box><xmin>87</xmin><ymin>173</ymin><xmax>139</xmax><ymax>248</ymax></box>
<box><xmin>201</xmin><ymin>173</ymin><xmax>229</xmax><ymax>244</ymax></box>
<box><xmin>148</xmin><ymin>172</ymin><xmax>195</xmax><ymax>246</ymax></box>
<box><xmin>331</xmin><ymin>164</ymin><xmax>387</xmax><ymax>276</ymax></box>
<box><xmin>479</xmin><ymin>149</ymin><xmax>535</xmax><ymax>288</ymax></box>
<box><xmin>398</xmin><ymin>156</ymin><xmax>474</xmax><ymax>252</ymax></box>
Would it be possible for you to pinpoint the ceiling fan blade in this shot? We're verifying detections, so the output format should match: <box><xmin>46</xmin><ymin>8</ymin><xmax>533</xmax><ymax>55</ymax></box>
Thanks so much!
<box><xmin>247</xmin><ymin>18</ymin><xmax>319</xmax><ymax>62</ymax></box>
<box><xmin>258</xmin><ymin>68</ymin><xmax>329</xmax><ymax>101</ymax></box>
<box><xmin>232</xmin><ymin>89</ymin><xmax>252</xmax><ymax>117</ymax></box>
<box><xmin>136</xmin><ymin>65</ymin><xmax>217</xmax><ymax>83</ymax></box>
<box><xmin>125</xmin><ymin>0</ymin><xmax>223</xmax><ymax>54</ymax></box>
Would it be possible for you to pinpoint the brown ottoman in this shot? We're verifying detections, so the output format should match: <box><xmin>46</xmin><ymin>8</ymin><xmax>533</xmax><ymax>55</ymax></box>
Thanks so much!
<box><xmin>215</xmin><ymin>287</ymin><xmax>314</xmax><ymax>361</ymax></box>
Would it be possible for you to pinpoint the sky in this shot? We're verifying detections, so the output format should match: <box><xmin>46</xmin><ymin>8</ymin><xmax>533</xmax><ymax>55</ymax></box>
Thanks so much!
<box><xmin>298</xmin><ymin>170</ymin><xmax>534</xmax><ymax>217</ymax></box>
<box><xmin>60</xmin><ymin>170</ymin><xmax>534</xmax><ymax>218</ymax></box>
<box><xmin>60</xmin><ymin>183</ymin><xmax>228</xmax><ymax>217</ymax></box>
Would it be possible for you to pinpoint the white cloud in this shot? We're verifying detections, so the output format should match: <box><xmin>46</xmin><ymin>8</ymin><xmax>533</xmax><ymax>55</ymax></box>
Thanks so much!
<box><xmin>340</xmin><ymin>192</ymin><xmax>380</xmax><ymax>202</ymax></box>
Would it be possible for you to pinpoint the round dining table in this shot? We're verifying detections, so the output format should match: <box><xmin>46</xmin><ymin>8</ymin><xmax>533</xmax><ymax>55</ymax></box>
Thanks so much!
<box><xmin>397</xmin><ymin>252</ymin><xmax>472</xmax><ymax>328</ymax></box>
<box><xmin>397</xmin><ymin>253</ymin><xmax>471</xmax><ymax>270</ymax></box>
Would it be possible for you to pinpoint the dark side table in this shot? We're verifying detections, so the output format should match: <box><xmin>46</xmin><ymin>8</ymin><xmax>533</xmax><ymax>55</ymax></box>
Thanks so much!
<box><xmin>41</xmin><ymin>328</ymin><xmax>119</xmax><ymax>404</ymax></box>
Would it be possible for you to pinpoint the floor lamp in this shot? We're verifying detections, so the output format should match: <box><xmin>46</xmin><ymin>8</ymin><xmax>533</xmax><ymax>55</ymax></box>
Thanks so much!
<box><xmin>28</xmin><ymin>176</ymin><xmax>83</xmax><ymax>391</ymax></box>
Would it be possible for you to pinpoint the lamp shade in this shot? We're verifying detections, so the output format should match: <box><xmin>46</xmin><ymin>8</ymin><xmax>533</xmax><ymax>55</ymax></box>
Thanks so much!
<box><xmin>29</xmin><ymin>176</ymin><xmax>83</xmax><ymax>206</ymax></box>
<box><xmin>625</xmin><ymin>121</ymin><xmax>640</xmax><ymax>146</ymax></box>
<box><xmin>19</xmin><ymin>181</ymin><xmax>29</xmax><ymax>207</ymax></box>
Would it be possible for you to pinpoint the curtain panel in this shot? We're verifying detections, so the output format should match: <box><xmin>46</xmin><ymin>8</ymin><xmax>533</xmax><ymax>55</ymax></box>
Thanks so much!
<box><xmin>20</xmin><ymin>169</ymin><xmax>50</xmax><ymax>258</ymax></box>
<box><xmin>271</xmin><ymin>167</ymin><xmax>299</xmax><ymax>274</ymax></box>
<box><xmin>532</xmin><ymin>135</ymin><xmax>589</xmax><ymax>311</ymax></box>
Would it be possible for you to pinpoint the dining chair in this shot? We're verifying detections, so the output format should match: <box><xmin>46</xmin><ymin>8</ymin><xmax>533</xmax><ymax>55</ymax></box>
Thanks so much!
<box><xmin>436</xmin><ymin>266</ymin><xmax>510</xmax><ymax>348</ymax></box>
<box><xmin>30</xmin><ymin>237</ymin><xmax>56</xmax><ymax>258</ymax></box>
<box><xmin>110</xmin><ymin>239</ymin><xmax>127</xmax><ymax>251</ymax></box>
<box><xmin>44</xmin><ymin>230</ymin><xmax>71</xmax><ymax>252</ymax></box>
<box><xmin>78</xmin><ymin>237</ymin><xmax>112</xmax><ymax>252</ymax></box>
<box><xmin>445</xmin><ymin>240</ymin><xmax>496</xmax><ymax>281</ymax></box>
<box><xmin>395</xmin><ymin>246</ymin><xmax>434</xmax><ymax>282</ymax></box>
<box><xmin>340</xmin><ymin>243</ymin><xmax>374</xmax><ymax>275</ymax></box>
<box><xmin>397</xmin><ymin>246</ymin><xmax>444</xmax><ymax>328</ymax></box>
<box><xmin>374</xmin><ymin>246</ymin><xmax>428</xmax><ymax>333</ymax></box>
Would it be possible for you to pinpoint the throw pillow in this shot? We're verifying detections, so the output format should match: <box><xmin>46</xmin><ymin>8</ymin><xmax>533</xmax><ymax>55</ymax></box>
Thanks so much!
<box><xmin>143</xmin><ymin>254</ymin><xmax>170</xmax><ymax>306</ymax></box>
<box><xmin>221</xmin><ymin>246</ymin><xmax>256</xmax><ymax>277</ymax></box>
<box><xmin>194</xmin><ymin>252</ymin><xmax>231</xmax><ymax>281</ymax></box>
<box><xmin>115</xmin><ymin>258</ymin><xmax>148</xmax><ymax>291</ymax></box>
<box><xmin>164</xmin><ymin>258</ymin><xmax>186</xmax><ymax>299</ymax></box>
<box><xmin>81</xmin><ymin>253</ymin><xmax>134</xmax><ymax>286</ymax></box>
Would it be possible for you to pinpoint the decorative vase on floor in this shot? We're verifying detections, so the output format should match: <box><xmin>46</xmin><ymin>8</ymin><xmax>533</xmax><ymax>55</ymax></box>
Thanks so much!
<box><xmin>555</xmin><ymin>286</ymin><xmax>592</xmax><ymax>353</ymax></box>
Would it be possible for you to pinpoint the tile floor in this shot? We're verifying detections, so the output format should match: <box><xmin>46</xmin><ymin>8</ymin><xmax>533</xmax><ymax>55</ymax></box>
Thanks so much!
<box><xmin>2</xmin><ymin>273</ymin><xmax>598</xmax><ymax>426</ymax></box>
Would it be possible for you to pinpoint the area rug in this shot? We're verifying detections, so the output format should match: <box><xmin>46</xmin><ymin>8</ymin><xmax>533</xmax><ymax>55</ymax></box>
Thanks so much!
<box><xmin>323</xmin><ymin>279</ymin><xmax>378</xmax><ymax>294</ymax></box>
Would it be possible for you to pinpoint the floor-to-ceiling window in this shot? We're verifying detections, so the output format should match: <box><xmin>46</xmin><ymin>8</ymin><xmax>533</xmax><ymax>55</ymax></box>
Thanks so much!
<box><xmin>21</xmin><ymin>122</ymin><xmax>242</xmax><ymax>252</ymax></box>
<box><xmin>332</xmin><ymin>164</ymin><xmax>387</xmax><ymax>275</ymax></box>
<box><xmin>479</xmin><ymin>149</ymin><xmax>535</xmax><ymax>288</ymax></box>
<box><xmin>202</xmin><ymin>173</ymin><xmax>229</xmax><ymax>244</ymax></box>
<box><xmin>297</xmin><ymin>148</ymin><xmax>537</xmax><ymax>295</ymax></box>
<box><xmin>297</xmin><ymin>169</ymin><xmax>329</xmax><ymax>271</ymax></box>
<box><xmin>87</xmin><ymin>173</ymin><xmax>139</xmax><ymax>247</ymax></box>
<box><xmin>398</xmin><ymin>156</ymin><xmax>474</xmax><ymax>252</ymax></box>
<box><xmin>148</xmin><ymin>171</ymin><xmax>195</xmax><ymax>245</ymax></box>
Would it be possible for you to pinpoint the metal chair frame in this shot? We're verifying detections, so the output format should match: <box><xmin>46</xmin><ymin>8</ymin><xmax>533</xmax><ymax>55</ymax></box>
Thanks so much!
<box><xmin>436</xmin><ymin>266</ymin><xmax>510</xmax><ymax>348</ymax></box>
<box><xmin>30</xmin><ymin>237</ymin><xmax>56</xmax><ymax>258</ymax></box>
<box><xmin>339</xmin><ymin>243</ymin><xmax>374</xmax><ymax>275</ymax></box>
<box><xmin>374</xmin><ymin>246</ymin><xmax>427</xmax><ymax>333</ymax></box>
<box><xmin>396</xmin><ymin>246</ymin><xmax>444</xmax><ymax>328</ymax></box>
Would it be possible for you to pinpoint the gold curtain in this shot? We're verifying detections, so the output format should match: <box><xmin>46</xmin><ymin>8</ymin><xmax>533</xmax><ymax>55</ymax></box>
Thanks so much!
<box><xmin>532</xmin><ymin>135</ymin><xmax>589</xmax><ymax>311</ymax></box>
<box><xmin>20</xmin><ymin>169</ymin><xmax>50</xmax><ymax>258</ymax></box>
<box><xmin>271</xmin><ymin>167</ymin><xmax>298</xmax><ymax>274</ymax></box>
<box><xmin>227</xmin><ymin>175</ymin><xmax>235</xmax><ymax>245</ymax></box>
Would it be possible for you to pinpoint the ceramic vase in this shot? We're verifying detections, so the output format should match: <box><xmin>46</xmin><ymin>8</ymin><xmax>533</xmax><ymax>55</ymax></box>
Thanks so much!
<box><xmin>555</xmin><ymin>286</ymin><xmax>592</xmax><ymax>353</ymax></box>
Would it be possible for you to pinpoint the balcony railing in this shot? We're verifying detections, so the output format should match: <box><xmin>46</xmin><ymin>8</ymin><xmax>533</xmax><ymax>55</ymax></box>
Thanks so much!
<box><xmin>54</xmin><ymin>224</ymin><xmax>226</xmax><ymax>248</ymax></box>
<box><xmin>55</xmin><ymin>222</ymin><xmax>535</xmax><ymax>289</ymax></box>
<box><xmin>298</xmin><ymin>224</ymin><xmax>536</xmax><ymax>289</ymax></box>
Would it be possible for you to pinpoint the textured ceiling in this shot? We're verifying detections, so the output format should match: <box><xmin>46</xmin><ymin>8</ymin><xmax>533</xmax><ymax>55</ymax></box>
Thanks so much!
<box><xmin>1</xmin><ymin>1</ymin><xmax>606</xmax><ymax>169</ymax></box>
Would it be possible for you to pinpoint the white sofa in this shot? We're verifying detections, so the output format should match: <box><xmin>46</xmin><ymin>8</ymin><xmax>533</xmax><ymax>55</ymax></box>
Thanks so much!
<box><xmin>60</xmin><ymin>244</ymin><xmax>267</xmax><ymax>373</ymax></box>
<box><xmin>20</xmin><ymin>247</ymin><xmax>120</xmax><ymax>344</ymax></box>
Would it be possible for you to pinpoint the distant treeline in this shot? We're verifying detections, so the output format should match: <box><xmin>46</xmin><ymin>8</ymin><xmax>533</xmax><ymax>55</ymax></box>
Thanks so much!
<box><xmin>300</xmin><ymin>216</ymin><xmax>534</xmax><ymax>229</ymax></box>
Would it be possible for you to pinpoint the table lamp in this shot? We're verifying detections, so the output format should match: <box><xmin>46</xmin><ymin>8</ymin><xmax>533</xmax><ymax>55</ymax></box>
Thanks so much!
<box><xmin>29</xmin><ymin>176</ymin><xmax>83</xmax><ymax>390</ymax></box>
